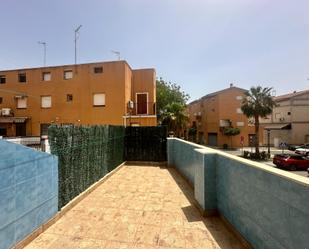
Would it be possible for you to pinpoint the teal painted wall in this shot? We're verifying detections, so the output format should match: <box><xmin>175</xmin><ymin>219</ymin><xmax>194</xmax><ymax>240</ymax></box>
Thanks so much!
<box><xmin>167</xmin><ymin>138</ymin><xmax>309</xmax><ymax>249</ymax></box>
<box><xmin>0</xmin><ymin>140</ymin><xmax>58</xmax><ymax>249</ymax></box>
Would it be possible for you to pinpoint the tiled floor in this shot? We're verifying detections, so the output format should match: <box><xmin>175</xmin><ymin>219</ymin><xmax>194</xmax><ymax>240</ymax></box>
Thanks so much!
<box><xmin>25</xmin><ymin>165</ymin><xmax>245</xmax><ymax>249</ymax></box>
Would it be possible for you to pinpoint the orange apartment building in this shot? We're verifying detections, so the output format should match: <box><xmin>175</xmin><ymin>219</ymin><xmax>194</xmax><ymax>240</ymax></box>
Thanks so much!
<box><xmin>0</xmin><ymin>60</ymin><xmax>157</xmax><ymax>137</ymax></box>
<box><xmin>187</xmin><ymin>84</ymin><xmax>264</xmax><ymax>148</ymax></box>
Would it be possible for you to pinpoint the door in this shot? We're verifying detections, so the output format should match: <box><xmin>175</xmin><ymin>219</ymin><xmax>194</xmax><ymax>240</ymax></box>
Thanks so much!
<box><xmin>0</xmin><ymin>127</ymin><xmax>7</xmax><ymax>136</ymax></box>
<box><xmin>15</xmin><ymin>123</ymin><xmax>26</xmax><ymax>136</ymax></box>
<box><xmin>208</xmin><ymin>133</ymin><xmax>218</xmax><ymax>146</ymax></box>
<box><xmin>136</xmin><ymin>93</ymin><xmax>148</xmax><ymax>114</ymax></box>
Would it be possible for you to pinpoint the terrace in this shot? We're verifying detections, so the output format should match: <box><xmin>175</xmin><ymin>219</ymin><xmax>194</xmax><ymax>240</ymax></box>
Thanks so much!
<box><xmin>23</xmin><ymin>164</ymin><xmax>244</xmax><ymax>249</ymax></box>
<box><xmin>1</xmin><ymin>126</ymin><xmax>308</xmax><ymax>249</ymax></box>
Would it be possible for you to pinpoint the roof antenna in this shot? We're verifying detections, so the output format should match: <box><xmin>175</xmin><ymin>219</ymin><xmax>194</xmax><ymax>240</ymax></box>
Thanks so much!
<box><xmin>111</xmin><ymin>50</ymin><xmax>121</xmax><ymax>60</ymax></box>
<box><xmin>38</xmin><ymin>41</ymin><xmax>47</xmax><ymax>66</ymax></box>
<box><xmin>74</xmin><ymin>25</ymin><xmax>82</xmax><ymax>65</ymax></box>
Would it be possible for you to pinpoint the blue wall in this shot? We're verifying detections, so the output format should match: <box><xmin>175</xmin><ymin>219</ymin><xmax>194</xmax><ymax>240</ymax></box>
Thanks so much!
<box><xmin>168</xmin><ymin>138</ymin><xmax>309</xmax><ymax>249</ymax></box>
<box><xmin>0</xmin><ymin>140</ymin><xmax>58</xmax><ymax>249</ymax></box>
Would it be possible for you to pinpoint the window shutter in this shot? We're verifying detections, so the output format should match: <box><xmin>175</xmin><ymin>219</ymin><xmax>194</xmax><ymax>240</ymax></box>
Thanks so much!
<box><xmin>41</xmin><ymin>96</ymin><xmax>52</xmax><ymax>108</ymax></box>
<box><xmin>93</xmin><ymin>93</ymin><xmax>105</xmax><ymax>106</ymax></box>
<box><xmin>17</xmin><ymin>98</ymin><xmax>27</xmax><ymax>108</ymax></box>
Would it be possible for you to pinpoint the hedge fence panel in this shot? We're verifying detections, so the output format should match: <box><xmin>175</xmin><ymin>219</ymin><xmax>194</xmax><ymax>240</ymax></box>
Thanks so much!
<box><xmin>48</xmin><ymin>125</ymin><xmax>125</xmax><ymax>209</ymax></box>
<box><xmin>124</xmin><ymin>126</ymin><xmax>167</xmax><ymax>162</ymax></box>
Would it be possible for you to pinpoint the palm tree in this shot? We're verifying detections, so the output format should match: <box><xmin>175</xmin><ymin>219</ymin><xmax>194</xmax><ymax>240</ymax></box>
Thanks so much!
<box><xmin>241</xmin><ymin>86</ymin><xmax>276</xmax><ymax>154</ymax></box>
<box><xmin>161</xmin><ymin>102</ymin><xmax>188</xmax><ymax>136</ymax></box>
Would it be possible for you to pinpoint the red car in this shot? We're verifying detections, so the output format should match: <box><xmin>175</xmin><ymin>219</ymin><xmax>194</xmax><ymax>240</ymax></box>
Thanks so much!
<box><xmin>273</xmin><ymin>154</ymin><xmax>309</xmax><ymax>170</ymax></box>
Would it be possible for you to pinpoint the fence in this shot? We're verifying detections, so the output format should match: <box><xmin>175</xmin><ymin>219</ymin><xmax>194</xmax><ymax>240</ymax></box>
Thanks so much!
<box><xmin>125</xmin><ymin>126</ymin><xmax>167</xmax><ymax>161</ymax></box>
<box><xmin>48</xmin><ymin>125</ymin><xmax>125</xmax><ymax>209</ymax></box>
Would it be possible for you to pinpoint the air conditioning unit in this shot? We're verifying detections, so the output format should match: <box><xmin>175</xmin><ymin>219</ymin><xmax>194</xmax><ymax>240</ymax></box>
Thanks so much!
<box><xmin>1</xmin><ymin>108</ymin><xmax>12</xmax><ymax>117</ymax></box>
<box><xmin>128</xmin><ymin>100</ymin><xmax>134</xmax><ymax>109</ymax></box>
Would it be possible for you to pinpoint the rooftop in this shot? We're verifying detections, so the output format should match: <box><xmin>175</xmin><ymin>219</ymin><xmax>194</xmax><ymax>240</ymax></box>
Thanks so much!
<box><xmin>274</xmin><ymin>89</ymin><xmax>309</xmax><ymax>101</ymax></box>
<box><xmin>189</xmin><ymin>85</ymin><xmax>247</xmax><ymax>105</ymax></box>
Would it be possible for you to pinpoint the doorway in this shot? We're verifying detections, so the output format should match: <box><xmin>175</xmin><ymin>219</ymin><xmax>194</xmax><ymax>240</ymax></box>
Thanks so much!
<box><xmin>208</xmin><ymin>133</ymin><xmax>218</xmax><ymax>146</ymax></box>
<box><xmin>0</xmin><ymin>127</ymin><xmax>7</xmax><ymax>136</ymax></box>
<box><xmin>15</xmin><ymin>123</ymin><xmax>26</xmax><ymax>136</ymax></box>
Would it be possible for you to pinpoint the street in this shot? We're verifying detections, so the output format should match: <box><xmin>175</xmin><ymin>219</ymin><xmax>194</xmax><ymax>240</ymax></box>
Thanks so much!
<box><xmin>220</xmin><ymin>147</ymin><xmax>309</xmax><ymax>178</ymax></box>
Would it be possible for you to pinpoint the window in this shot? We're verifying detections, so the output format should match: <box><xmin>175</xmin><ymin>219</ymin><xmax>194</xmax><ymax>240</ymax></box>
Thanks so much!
<box><xmin>67</xmin><ymin>94</ymin><xmax>73</xmax><ymax>102</ymax></box>
<box><xmin>136</xmin><ymin>93</ymin><xmax>148</xmax><ymax>114</ymax></box>
<box><xmin>64</xmin><ymin>70</ymin><xmax>73</xmax><ymax>79</ymax></box>
<box><xmin>93</xmin><ymin>93</ymin><xmax>105</xmax><ymax>106</ymax></box>
<box><xmin>236</xmin><ymin>108</ymin><xmax>243</xmax><ymax>114</ymax></box>
<box><xmin>287</xmin><ymin>112</ymin><xmax>291</xmax><ymax>115</ymax></box>
<box><xmin>0</xmin><ymin>97</ymin><xmax>2</xmax><ymax>104</ymax></box>
<box><xmin>42</xmin><ymin>72</ymin><xmax>51</xmax><ymax>81</ymax></box>
<box><xmin>18</xmin><ymin>73</ymin><xmax>26</xmax><ymax>83</ymax></box>
<box><xmin>0</xmin><ymin>75</ymin><xmax>6</xmax><ymax>84</ymax></box>
<box><xmin>236</xmin><ymin>122</ymin><xmax>244</xmax><ymax>127</ymax></box>
<box><xmin>41</xmin><ymin>96</ymin><xmax>52</xmax><ymax>108</ymax></box>
<box><xmin>94</xmin><ymin>67</ymin><xmax>103</xmax><ymax>74</ymax></box>
<box><xmin>236</xmin><ymin>96</ymin><xmax>243</xmax><ymax>100</ymax></box>
<box><xmin>16</xmin><ymin>97</ymin><xmax>27</xmax><ymax>109</ymax></box>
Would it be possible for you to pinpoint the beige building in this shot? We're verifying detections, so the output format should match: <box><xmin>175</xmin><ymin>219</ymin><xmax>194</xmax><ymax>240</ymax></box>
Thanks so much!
<box><xmin>187</xmin><ymin>84</ymin><xmax>263</xmax><ymax>148</ymax></box>
<box><xmin>261</xmin><ymin>90</ymin><xmax>309</xmax><ymax>146</ymax></box>
<box><xmin>0</xmin><ymin>60</ymin><xmax>157</xmax><ymax>137</ymax></box>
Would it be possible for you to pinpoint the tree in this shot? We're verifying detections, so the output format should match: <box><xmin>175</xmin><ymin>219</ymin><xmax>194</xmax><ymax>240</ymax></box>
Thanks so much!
<box><xmin>156</xmin><ymin>78</ymin><xmax>189</xmax><ymax>135</ymax></box>
<box><xmin>241</xmin><ymin>86</ymin><xmax>276</xmax><ymax>154</ymax></box>
<box><xmin>223</xmin><ymin>127</ymin><xmax>241</xmax><ymax>148</ymax></box>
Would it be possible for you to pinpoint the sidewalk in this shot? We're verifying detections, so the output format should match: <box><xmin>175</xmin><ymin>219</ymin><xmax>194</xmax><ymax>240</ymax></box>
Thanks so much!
<box><xmin>25</xmin><ymin>165</ymin><xmax>246</xmax><ymax>249</ymax></box>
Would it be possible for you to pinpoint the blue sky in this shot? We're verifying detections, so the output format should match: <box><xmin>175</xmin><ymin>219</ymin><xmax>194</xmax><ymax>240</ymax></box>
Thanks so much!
<box><xmin>1</xmin><ymin>0</ymin><xmax>309</xmax><ymax>100</ymax></box>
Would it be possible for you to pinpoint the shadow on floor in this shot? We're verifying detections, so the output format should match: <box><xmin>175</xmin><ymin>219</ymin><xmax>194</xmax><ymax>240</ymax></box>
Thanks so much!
<box><xmin>167</xmin><ymin>167</ymin><xmax>247</xmax><ymax>249</ymax></box>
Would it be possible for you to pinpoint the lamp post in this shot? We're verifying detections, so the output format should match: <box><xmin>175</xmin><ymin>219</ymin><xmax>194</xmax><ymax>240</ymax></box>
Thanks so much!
<box><xmin>267</xmin><ymin>129</ymin><xmax>271</xmax><ymax>158</ymax></box>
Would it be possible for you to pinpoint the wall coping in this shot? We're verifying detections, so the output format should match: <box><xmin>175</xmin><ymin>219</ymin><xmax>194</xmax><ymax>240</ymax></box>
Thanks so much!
<box><xmin>168</xmin><ymin>137</ymin><xmax>309</xmax><ymax>187</ymax></box>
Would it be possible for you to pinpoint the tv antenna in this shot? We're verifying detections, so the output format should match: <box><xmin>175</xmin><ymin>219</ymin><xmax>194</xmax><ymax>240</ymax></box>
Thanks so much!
<box><xmin>111</xmin><ymin>50</ymin><xmax>121</xmax><ymax>60</ymax></box>
<box><xmin>38</xmin><ymin>41</ymin><xmax>47</xmax><ymax>66</ymax></box>
<box><xmin>74</xmin><ymin>25</ymin><xmax>82</xmax><ymax>64</ymax></box>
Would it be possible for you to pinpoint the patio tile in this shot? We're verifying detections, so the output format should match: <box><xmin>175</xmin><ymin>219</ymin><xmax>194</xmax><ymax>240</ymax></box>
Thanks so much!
<box><xmin>158</xmin><ymin>226</ymin><xmax>186</xmax><ymax>248</ymax></box>
<box><xmin>24</xmin><ymin>165</ymin><xmax>246</xmax><ymax>249</ymax></box>
<box><xmin>133</xmin><ymin>224</ymin><xmax>160</xmax><ymax>246</ymax></box>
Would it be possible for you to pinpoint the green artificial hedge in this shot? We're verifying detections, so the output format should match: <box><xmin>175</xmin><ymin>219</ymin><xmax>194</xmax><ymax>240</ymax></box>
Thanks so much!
<box><xmin>48</xmin><ymin>125</ymin><xmax>125</xmax><ymax>209</ymax></box>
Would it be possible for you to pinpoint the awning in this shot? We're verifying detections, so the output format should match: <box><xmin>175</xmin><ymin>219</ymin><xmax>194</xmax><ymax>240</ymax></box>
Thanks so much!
<box><xmin>264</xmin><ymin>123</ymin><xmax>291</xmax><ymax>130</ymax></box>
<box><xmin>0</xmin><ymin>117</ymin><xmax>28</xmax><ymax>123</ymax></box>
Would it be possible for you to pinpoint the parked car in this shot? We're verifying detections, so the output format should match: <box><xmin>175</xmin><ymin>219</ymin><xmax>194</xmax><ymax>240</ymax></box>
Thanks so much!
<box><xmin>295</xmin><ymin>144</ymin><xmax>309</xmax><ymax>156</ymax></box>
<box><xmin>288</xmin><ymin>143</ymin><xmax>309</xmax><ymax>151</ymax></box>
<box><xmin>273</xmin><ymin>154</ymin><xmax>309</xmax><ymax>170</ymax></box>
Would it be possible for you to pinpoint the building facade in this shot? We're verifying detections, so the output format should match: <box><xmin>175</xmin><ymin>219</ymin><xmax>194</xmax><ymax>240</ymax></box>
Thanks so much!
<box><xmin>0</xmin><ymin>60</ymin><xmax>157</xmax><ymax>137</ymax></box>
<box><xmin>187</xmin><ymin>85</ymin><xmax>263</xmax><ymax>148</ymax></box>
<box><xmin>260</xmin><ymin>90</ymin><xmax>309</xmax><ymax>146</ymax></box>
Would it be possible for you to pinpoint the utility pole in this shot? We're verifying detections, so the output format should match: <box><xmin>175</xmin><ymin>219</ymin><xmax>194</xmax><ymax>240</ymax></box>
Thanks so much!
<box><xmin>74</xmin><ymin>25</ymin><xmax>82</xmax><ymax>65</ymax></box>
<box><xmin>111</xmin><ymin>50</ymin><xmax>121</xmax><ymax>60</ymax></box>
<box><xmin>38</xmin><ymin>41</ymin><xmax>47</xmax><ymax>66</ymax></box>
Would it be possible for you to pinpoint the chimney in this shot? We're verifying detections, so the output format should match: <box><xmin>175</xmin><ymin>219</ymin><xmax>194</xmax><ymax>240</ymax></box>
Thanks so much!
<box><xmin>230</xmin><ymin>83</ymin><xmax>234</xmax><ymax>88</ymax></box>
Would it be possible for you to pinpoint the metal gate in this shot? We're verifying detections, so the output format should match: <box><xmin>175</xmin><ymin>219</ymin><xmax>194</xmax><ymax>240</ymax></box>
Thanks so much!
<box><xmin>208</xmin><ymin>133</ymin><xmax>218</xmax><ymax>146</ymax></box>
<box><xmin>125</xmin><ymin>126</ymin><xmax>167</xmax><ymax>161</ymax></box>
